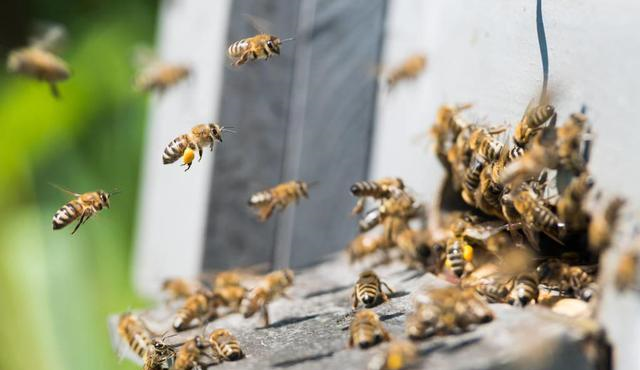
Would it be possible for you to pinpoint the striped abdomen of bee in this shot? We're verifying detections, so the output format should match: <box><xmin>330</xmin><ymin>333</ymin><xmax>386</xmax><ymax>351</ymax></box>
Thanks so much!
<box><xmin>513</xmin><ymin>104</ymin><xmax>556</xmax><ymax>147</ymax></box>
<box><xmin>162</xmin><ymin>134</ymin><xmax>191</xmax><ymax>165</ymax></box>
<box><xmin>475</xmin><ymin>280</ymin><xmax>511</xmax><ymax>304</ymax></box>
<box><xmin>469</xmin><ymin>128</ymin><xmax>504</xmax><ymax>162</ymax></box>
<box><xmin>118</xmin><ymin>313</ymin><xmax>152</xmax><ymax>359</ymax></box>
<box><xmin>52</xmin><ymin>190</ymin><xmax>111</xmax><ymax>234</ymax></box>
<box><xmin>209</xmin><ymin>329</ymin><xmax>244</xmax><ymax>361</ymax></box>
<box><xmin>350</xmin><ymin>178</ymin><xmax>404</xmax><ymax>199</ymax></box>
<box><xmin>508</xmin><ymin>272</ymin><xmax>539</xmax><ymax>307</ymax></box>
<box><xmin>445</xmin><ymin>239</ymin><xmax>466</xmax><ymax>278</ymax></box>
<box><xmin>462</xmin><ymin>157</ymin><xmax>484</xmax><ymax>206</ymax></box>
<box><xmin>173</xmin><ymin>292</ymin><xmax>218</xmax><ymax>331</ymax></box>
<box><xmin>173</xmin><ymin>336</ymin><xmax>209</xmax><ymax>370</ymax></box>
<box><xmin>227</xmin><ymin>34</ymin><xmax>282</xmax><ymax>67</ymax></box>
<box><xmin>352</xmin><ymin>270</ymin><xmax>394</xmax><ymax>309</ymax></box>
<box><xmin>248</xmin><ymin>181</ymin><xmax>309</xmax><ymax>221</ymax></box>
<box><xmin>348</xmin><ymin>310</ymin><xmax>390</xmax><ymax>349</ymax></box>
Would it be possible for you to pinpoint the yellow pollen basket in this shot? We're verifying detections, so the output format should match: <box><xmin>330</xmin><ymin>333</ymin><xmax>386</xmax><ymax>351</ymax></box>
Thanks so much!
<box><xmin>182</xmin><ymin>147</ymin><xmax>195</xmax><ymax>166</ymax></box>
<box><xmin>463</xmin><ymin>244</ymin><xmax>474</xmax><ymax>262</ymax></box>
<box><xmin>386</xmin><ymin>353</ymin><xmax>404</xmax><ymax>370</ymax></box>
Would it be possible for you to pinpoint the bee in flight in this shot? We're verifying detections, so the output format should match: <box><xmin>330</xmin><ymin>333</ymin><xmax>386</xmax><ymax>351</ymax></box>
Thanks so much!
<box><xmin>248</xmin><ymin>180</ymin><xmax>312</xmax><ymax>221</ymax></box>
<box><xmin>133</xmin><ymin>47</ymin><xmax>190</xmax><ymax>93</ymax></box>
<box><xmin>51</xmin><ymin>185</ymin><xmax>118</xmax><ymax>234</ymax></box>
<box><xmin>227</xmin><ymin>34</ymin><xmax>294</xmax><ymax>67</ymax></box>
<box><xmin>162</xmin><ymin>123</ymin><xmax>234</xmax><ymax>171</ymax></box>
<box><xmin>385</xmin><ymin>54</ymin><xmax>427</xmax><ymax>90</ymax></box>
<box><xmin>7</xmin><ymin>24</ymin><xmax>70</xmax><ymax>98</ymax></box>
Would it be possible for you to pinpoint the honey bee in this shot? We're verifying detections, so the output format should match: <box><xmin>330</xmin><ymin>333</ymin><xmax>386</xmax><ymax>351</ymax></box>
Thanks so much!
<box><xmin>173</xmin><ymin>290</ymin><xmax>220</xmax><ymax>331</ymax></box>
<box><xmin>512</xmin><ymin>184</ymin><xmax>564</xmax><ymax>245</ymax></box>
<box><xmin>143</xmin><ymin>338</ymin><xmax>176</xmax><ymax>370</ymax></box>
<box><xmin>431</xmin><ymin>103</ymin><xmax>472</xmax><ymax>167</ymax></box>
<box><xmin>117</xmin><ymin>313</ymin><xmax>153</xmax><ymax>359</ymax></box>
<box><xmin>614</xmin><ymin>248</ymin><xmax>639</xmax><ymax>292</ymax></box>
<box><xmin>347</xmin><ymin>234</ymin><xmax>390</xmax><ymax>264</ymax></box>
<box><xmin>501</xmin><ymin>125</ymin><xmax>558</xmax><ymax>188</ymax></box>
<box><xmin>208</xmin><ymin>328</ymin><xmax>244</xmax><ymax>361</ymax></box>
<box><xmin>51</xmin><ymin>186</ymin><xmax>117</xmax><ymax>234</ymax></box>
<box><xmin>7</xmin><ymin>25</ymin><xmax>70</xmax><ymax>98</ymax></box>
<box><xmin>513</xmin><ymin>103</ymin><xmax>556</xmax><ymax>148</ymax></box>
<box><xmin>213</xmin><ymin>284</ymin><xmax>247</xmax><ymax>314</ymax></box>
<box><xmin>476</xmin><ymin>147</ymin><xmax>510</xmax><ymax>214</ymax></box>
<box><xmin>173</xmin><ymin>335</ymin><xmax>211</xmax><ymax>370</ymax></box>
<box><xmin>213</xmin><ymin>271</ymin><xmax>242</xmax><ymax>288</ymax></box>
<box><xmin>588</xmin><ymin>197</ymin><xmax>626</xmax><ymax>252</ymax></box>
<box><xmin>536</xmin><ymin>259</ymin><xmax>595</xmax><ymax>298</ymax></box>
<box><xmin>461</xmin><ymin>156</ymin><xmax>485</xmax><ymax>206</ymax></box>
<box><xmin>227</xmin><ymin>34</ymin><xmax>293</xmax><ymax>67</ymax></box>
<box><xmin>350</xmin><ymin>177</ymin><xmax>405</xmax><ymax>215</ymax></box>
<box><xmin>473</xmin><ymin>276</ymin><xmax>513</xmax><ymax>304</ymax></box>
<box><xmin>352</xmin><ymin>270</ymin><xmax>394</xmax><ymax>309</ymax></box>
<box><xmin>162</xmin><ymin>278</ymin><xmax>202</xmax><ymax>300</ymax></box>
<box><xmin>507</xmin><ymin>272</ymin><xmax>539</xmax><ymax>306</ymax></box>
<box><xmin>348</xmin><ymin>309</ymin><xmax>391</xmax><ymax>349</ymax></box>
<box><xmin>368</xmin><ymin>340</ymin><xmax>417</xmax><ymax>370</ymax></box>
<box><xmin>135</xmin><ymin>63</ymin><xmax>190</xmax><ymax>93</ymax></box>
<box><xmin>556</xmin><ymin>111</ymin><xmax>589</xmax><ymax>174</ymax></box>
<box><xmin>386</xmin><ymin>54</ymin><xmax>427</xmax><ymax>89</ymax></box>
<box><xmin>445</xmin><ymin>238</ymin><xmax>473</xmax><ymax>278</ymax></box>
<box><xmin>163</xmin><ymin>123</ymin><xmax>231</xmax><ymax>171</ymax></box>
<box><xmin>468</xmin><ymin>126</ymin><xmax>506</xmax><ymax>163</ymax></box>
<box><xmin>248</xmin><ymin>181</ymin><xmax>310</xmax><ymax>221</ymax></box>
<box><xmin>557</xmin><ymin>172</ymin><xmax>594</xmax><ymax>232</ymax></box>
<box><xmin>240</xmin><ymin>269</ymin><xmax>294</xmax><ymax>326</ymax></box>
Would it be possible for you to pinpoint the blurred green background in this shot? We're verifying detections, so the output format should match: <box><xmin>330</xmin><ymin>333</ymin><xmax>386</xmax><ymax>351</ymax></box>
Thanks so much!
<box><xmin>0</xmin><ymin>1</ymin><xmax>158</xmax><ymax>369</ymax></box>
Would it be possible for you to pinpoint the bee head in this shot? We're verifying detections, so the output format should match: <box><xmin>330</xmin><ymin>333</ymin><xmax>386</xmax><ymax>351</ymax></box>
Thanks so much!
<box><xmin>266</xmin><ymin>36</ymin><xmax>281</xmax><ymax>55</ymax></box>
<box><xmin>298</xmin><ymin>181</ymin><xmax>309</xmax><ymax>197</ymax></box>
<box><xmin>281</xmin><ymin>268</ymin><xmax>295</xmax><ymax>285</ymax></box>
<box><xmin>194</xmin><ymin>335</ymin><xmax>208</xmax><ymax>349</ymax></box>
<box><xmin>152</xmin><ymin>339</ymin><xmax>167</xmax><ymax>351</ymax></box>
<box><xmin>210</xmin><ymin>123</ymin><xmax>223</xmax><ymax>142</ymax></box>
<box><xmin>99</xmin><ymin>191</ymin><xmax>111</xmax><ymax>208</ymax></box>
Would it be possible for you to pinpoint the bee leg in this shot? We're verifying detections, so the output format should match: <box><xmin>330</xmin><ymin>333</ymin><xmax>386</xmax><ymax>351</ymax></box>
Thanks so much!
<box><xmin>380</xmin><ymin>327</ymin><xmax>391</xmax><ymax>342</ymax></box>
<box><xmin>184</xmin><ymin>162</ymin><xmax>192</xmax><ymax>172</ymax></box>
<box><xmin>380</xmin><ymin>291</ymin><xmax>389</xmax><ymax>304</ymax></box>
<box><xmin>198</xmin><ymin>145</ymin><xmax>203</xmax><ymax>162</ymax></box>
<box><xmin>381</xmin><ymin>281</ymin><xmax>395</xmax><ymax>294</ymax></box>
<box><xmin>71</xmin><ymin>211</ymin><xmax>92</xmax><ymax>235</ymax></box>
<box><xmin>351</xmin><ymin>289</ymin><xmax>358</xmax><ymax>310</ymax></box>
<box><xmin>260</xmin><ymin>304</ymin><xmax>270</xmax><ymax>327</ymax></box>
<box><xmin>49</xmin><ymin>82</ymin><xmax>61</xmax><ymax>99</ymax></box>
<box><xmin>235</xmin><ymin>53</ymin><xmax>250</xmax><ymax>66</ymax></box>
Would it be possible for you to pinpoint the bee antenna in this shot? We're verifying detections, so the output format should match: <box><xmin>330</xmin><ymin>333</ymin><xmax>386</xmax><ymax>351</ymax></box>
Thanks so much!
<box><xmin>221</xmin><ymin>127</ymin><xmax>237</xmax><ymax>134</ymax></box>
<box><xmin>280</xmin><ymin>37</ymin><xmax>295</xmax><ymax>43</ymax></box>
<box><xmin>306</xmin><ymin>180</ymin><xmax>320</xmax><ymax>188</ymax></box>
<box><xmin>110</xmin><ymin>188</ymin><xmax>122</xmax><ymax>196</ymax></box>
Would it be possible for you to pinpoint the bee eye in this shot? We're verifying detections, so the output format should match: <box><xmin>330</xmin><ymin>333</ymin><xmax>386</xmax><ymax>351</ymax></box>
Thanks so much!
<box><xmin>267</xmin><ymin>41</ymin><xmax>274</xmax><ymax>48</ymax></box>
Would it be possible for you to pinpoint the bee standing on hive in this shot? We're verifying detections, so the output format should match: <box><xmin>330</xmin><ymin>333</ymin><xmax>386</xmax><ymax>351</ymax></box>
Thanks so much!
<box><xmin>143</xmin><ymin>338</ymin><xmax>176</xmax><ymax>370</ymax></box>
<box><xmin>208</xmin><ymin>328</ymin><xmax>244</xmax><ymax>361</ymax></box>
<box><xmin>163</xmin><ymin>123</ymin><xmax>233</xmax><ymax>171</ymax></box>
<box><xmin>240</xmin><ymin>269</ymin><xmax>294</xmax><ymax>326</ymax></box>
<box><xmin>7</xmin><ymin>24</ymin><xmax>70</xmax><ymax>98</ymax></box>
<box><xmin>117</xmin><ymin>313</ymin><xmax>153</xmax><ymax>360</ymax></box>
<box><xmin>173</xmin><ymin>335</ymin><xmax>213</xmax><ymax>370</ymax></box>
<box><xmin>173</xmin><ymin>290</ymin><xmax>220</xmax><ymax>331</ymax></box>
<box><xmin>348</xmin><ymin>309</ymin><xmax>391</xmax><ymax>349</ymax></box>
<box><xmin>248</xmin><ymin>181</ymin><xmax>311</xmax><ymax>221</ymax></box>
<box><xmin>51</xmin><ymin>185</ymin><xmax>118</xmax><ymax>234</ymax></box>
<box><xmin>352</xmin><ymin>270</ymin><xmax>395</xmax><ymax>309</ymax></box>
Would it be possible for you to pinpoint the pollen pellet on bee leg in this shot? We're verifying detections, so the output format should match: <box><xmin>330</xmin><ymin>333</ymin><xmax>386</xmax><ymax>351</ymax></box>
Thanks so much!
<box><xmin>182</xmin><ymin>147</ymin><xmax>195</xmax><ymax>166</ymax></box>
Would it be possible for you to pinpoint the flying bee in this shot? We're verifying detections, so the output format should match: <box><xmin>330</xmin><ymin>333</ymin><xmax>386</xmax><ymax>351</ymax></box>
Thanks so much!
<box><xmin>173</xmin><ymin>335</ymin><xmax>212</xmax><ymax>370</ymax></box>
<box><xmin>227</xmin><ymin>34</ymin><xmax>294</xmax><ymax>67</ymax></box>
<box><xmin>615</xmin><ymin>248</ymin><xmax>639</xmax><ymax>292</ymax></box>
<box><xmin>240</xmin><ymin>269</ymin><xmax>294</xmax><ymax>326</ymax></box>
<box><xmin>368</xmin><ymin>340</ymin><xmax>417</xmax><ymax>370</ymax></box>
<box><xmin>163</xmin><ymin>123</ymin><xmax>232</xmax><ymax>171</ymax></box>
<box><xmin>51</xmin><ymin>185</ymin><xmax>118</xmax><ymax>234</ymax></box>
<box><xmin>162</xmin><ymin>278</ymin><xmax>202</xmax><ymax>301</ymax></box>
<box><xmin>135</xmin><ymin>63</ymin><xmax>190</xmax><ymax>93</ymax></box>
<box><xmin>117</xmin><ymin>313</ymin><xmax>153</xmax><ymax>359</ymax></box>
<box><xmin>501</xmin><ymin>124</ymin><xmax>558</xmax><ymax>188</ymax></box>
<box><xmin>208</xmin><ymin>329</ymin><xmax>244</xmax><ymax>361</ymax></box>
<box><xmin>513</xmin><ymin>103</ymin><xmax>556</xmax><ymax>148</ymax></box>
<box><xmin>431</xmin><ymin>103</ymin><xmax>472</xmax><ymax>167</ymax></box>
<box><xmin>7</xmin><ymin>24</ymin><xmax>70</xmax><ymax>98</ymax></box>
<box><xmin>347</xmin><ymin>234</ymin><xmax>390</xmax><ymax>264</ymax></box>
<box><xmin>350</xmin><ymin>177</ymin><xmax>405</xmax><ymax>215</ymax></box>
<box><xmin>352</xmin><ymin>270</ymin><xmax>394</xmax><ymax>309</ymax></box>
<box><xmin>507</xmin><ymin>272</ymin><xmax>539</xmax><ymax>307</ymax></box>
<box><xmin>248</xmin><ymin>181</ymin><xmax>310</xmax><ymax>221</ymax></box>
<box><xmin>588</xmin><ymin>196</ymin><xmax>626</xmax><ymax>252</ymax></box>
<box><xmin>173</xmin><ymin>290</ymin><xmax>220</xmax><ymax>331</ymax></box>
<box><xmin>557</xmin><ymin>172</ymin><xmax>594</xmax><ymax>232</ymax></box>
<box><xmin>143</xmin><ymin>338</ymin><xmax>176</xmax><ymax>370</ymax></box>
<box><xmin>386</xmin><ymin>54</ymin><xmax>427</xmax><ymax>89</ymax></box>
<box><xmin>557</xmin><ymin>111</ymin><xmax>589</xmax><ymax>174</ymax></box>
<box><xmin>348</xmin><ymin>309</ymin><xmax>391</xmax><ymax>349</ymax></box>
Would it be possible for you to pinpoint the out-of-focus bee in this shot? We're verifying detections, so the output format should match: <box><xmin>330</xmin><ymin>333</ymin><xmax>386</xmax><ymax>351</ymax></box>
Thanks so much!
<box><xmin>248</xmin><ymin>181</ymin><xmax>310</xmax><ymax>221</ymax></box>
<box><xmin>588</xmin><ymin>197</ymin><xmax>626</xmax><ymax>252</ymax></box>
<box><xmin>556</xmin><ymin>112</ymin><xmax>589</xmax><ymax>174</ymax></box>
<box><xmin>474</xmin><ymin>275</ymin><xmax>513</xmax><ymax>304</ymax></box>
<box><xmin>7</xmin><ymin>24</ymin><xmax>70</xmax><ymax>98</ymax></box>
<box><xmin>386</xmin><ymin>54</ymin><xmax>427</xmax><ymax>89</ymax></box>
<box><xmin>536</xmin><ymin>259</ymin><xmax>595</xmax><ymax>298</ymax></box>
<box><xmin>173</xmin><ymin>290</ymin><xmax>220</xmax><ymax>331</ymax></box>
<box><xmin>173</xmin><ymin>335</ymin><xmax>211</xmax><ymax>370</ymax></box>
<box><xmin>162</xmin><ymin>278</ymin><xmax>202</xmax><ymax>301</ymax></box>
<box><xmin>501</xmin><ymin>125</ymin><xmax>558</xmax><ymax>188</ymax></box>
<box><xmin>461</xmin><ymin>156</ymin><xmax>485</xmax><ymax>206</ymax></box>
<box><xmin>350</xmin><ymin>177</ymin><xmax>405</xmax><ymax>215</ymax></box>
<box><xmin>163</xmin><ymin>123</ymin><xmax>231</xmax><ymax>171</ymax></box>
<box><xmin>359</xmin><ymin>208</ymin><xmax>383</xmax><ymax>232</ymax></box>
<box><xmin>512</xmin><ymin>184</ymin><xmax>564</xmax><ymax>245</ymax></box>
<box><xmin>557</xmin><ymin>172</ymin><xmax>594</xmax><ymax>232</ymax></box>
<box><xmin>135</xmin><ymin>63</ymin><xmax>190</xmax><ymax>93</ymax></box>
<box><xmin>348</xmin><ymin>309</ymin><xmax>391</xmax><ymax>349</ymax></box>
<box><xmin>512</xmin><ymin>103</ymin><xmax>555</xmax><ymax>148</ymax></box>
<box><xmin>507</xmin><ymin>272</ymin><xmax>539</xmax><ymax>306</ymax></box>
<box><xmin>614</xmin><ymin>248</ymin><xmax>639</xmax><ymax>292</ymax></box>
<box><xmin>213</xmin><ymin>271</ymin><xmax>242</xmax><ymax>288</ymax></box>
<box><xmin>352</xmin><ymin>270</ymin><xmax>394</xmax><ymax>309</ymax></box>
<box><xmin>51</xmin><ymin>186</ymin><xmax>117</xmax><ymax>234</ymax></box>
<box><xmin>118</xmin><ymin>313</ymin><xmax>153</xmax><ymax>359</ymax></box>
<box><xmin>468</xmin><ymin>126</ymin><xmax>506</xmax><ymax>163</ymax></box>
<box><xmin>347</xmin><ymin>234</ymin><xmax>390</xmax><ymax>264</ymax></box>
<box><xmin>240</xmin><ymin>269</ymin><xmax>294</xmax><ymax>326</ymax></box>
<box><xmin>445</xmin><ymin>238</ymin><xmax>473</xmax><ymax>278</ymax></box>
<box><xmin>367</xmin><ymin>340</ymin><xmax>417</xmax><ymax>370</ymax></box>
<box><xmin>143</xmin><ymin>338</ymin><xmax>176</xmax><ymax>370</ymax></box>
<box><xmin>213</xmin><ymin>284</ymin><xmax>247</xmax><ymax>314</ymax></box>
<box><xmin>227</xmin><ymin>34</ymin><xmax>293</xmax><ymax>67</ymax></box>
<box><xmin>208</xmin><ymin>328</ymin><xmax>244</xmax><ymax>361</ymax></box>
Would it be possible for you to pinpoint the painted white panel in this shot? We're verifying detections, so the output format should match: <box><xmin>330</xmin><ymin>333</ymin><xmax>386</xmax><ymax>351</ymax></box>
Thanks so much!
<box><xmin>133</xmin><ymin>0</ymin><xmax>231</xmax><ymax>297</ymax></box>
<box><xmin>371</xmin><ymin>1</ymin><xmax>640</xmax><ymax>369</ymax></box>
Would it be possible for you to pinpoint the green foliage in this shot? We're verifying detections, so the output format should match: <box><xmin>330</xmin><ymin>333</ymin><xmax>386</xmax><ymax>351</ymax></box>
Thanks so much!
<box><xmin>0</xmin><ymin>3</ymin><xmax>156</xmax><ymax>370</ymax></box>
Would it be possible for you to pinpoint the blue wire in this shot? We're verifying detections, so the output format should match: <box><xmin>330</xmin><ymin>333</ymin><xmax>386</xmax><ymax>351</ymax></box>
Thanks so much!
<box><xmin>536</xmin><ymin>0</ymin><xmax>549</xmax><ymax>101</ymax></box>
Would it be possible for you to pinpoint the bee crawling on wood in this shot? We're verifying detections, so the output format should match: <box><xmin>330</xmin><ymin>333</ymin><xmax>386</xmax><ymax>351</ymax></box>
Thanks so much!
<box><xmin>208</xmin><ymin>328</ymin><xmax>245</xmax><ymax>361</ymax></box>
<box><xmin>240</xmin><ymin>269</ymin><xmax>294</xmax><ymax>326</ymax></box>
<box><xmin>163</xmin><ymin>123</ymin><xmax>233</xmax><ymax>171</ymax></box>
<box><xmin>51</xmin><ymin>185</ymin><xmax>118</xmax><ymax>234</ymax></box>
<box><xmin>385</xmin><ymin>53</ymin><xmax>427</xmax><ymax>90</ymax></box>
<box><xmin>352</xmin><ymin>270</ymin><xmax>394</xmax><ymax>309</ymax></box>
<box><xmin>173</xmin><ymin>290</ymin><xmax>221</xmax><ymax>331</ymax></box>
<box><xmin>173</xmin><ymin>335</ymin><xmax>215</xmax><ymax>370</ymax></box>
<box><xmin>143</xmin><ymin>338</ymin><xmax>176</xmax><ymax>370</ymax></box>
<box><xmin>161</xmin><ymin>278</ymin><xmax>203</xmax><ymax>301</ymax></box>
<box><xmin>7</xmin><ymin>24</ymin><xmax>70</xmax><ymax>98</ymax></box>
<box><xmin>248</xmin><ymin>181</ymin><xmax>311</xmax><ymax>221</ymax></box>
<box><xmin>348</xmin><ymin>309</ymin><xmax>391</xmax><ymax>349</ymax></box>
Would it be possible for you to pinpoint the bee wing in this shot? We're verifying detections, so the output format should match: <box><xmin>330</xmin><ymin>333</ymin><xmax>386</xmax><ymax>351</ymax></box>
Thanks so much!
<box><xmin>30</xmin><ymin>22</ymin><xmax>67</xmax><ymax>52</ymax></box>
<box><xmin>132</xmin><ymin>45</ymin><xmax>160</xmax><ymax>70</ymax></box>
<box><xmin>242</xmin><ymin>13</ymin><xmax>272</xmax><ymax>34</ymax></box>
<box><xmin>49</xmin><ymin>183</ymin><xmax>81</xmax><ymax>197</ymax></box>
